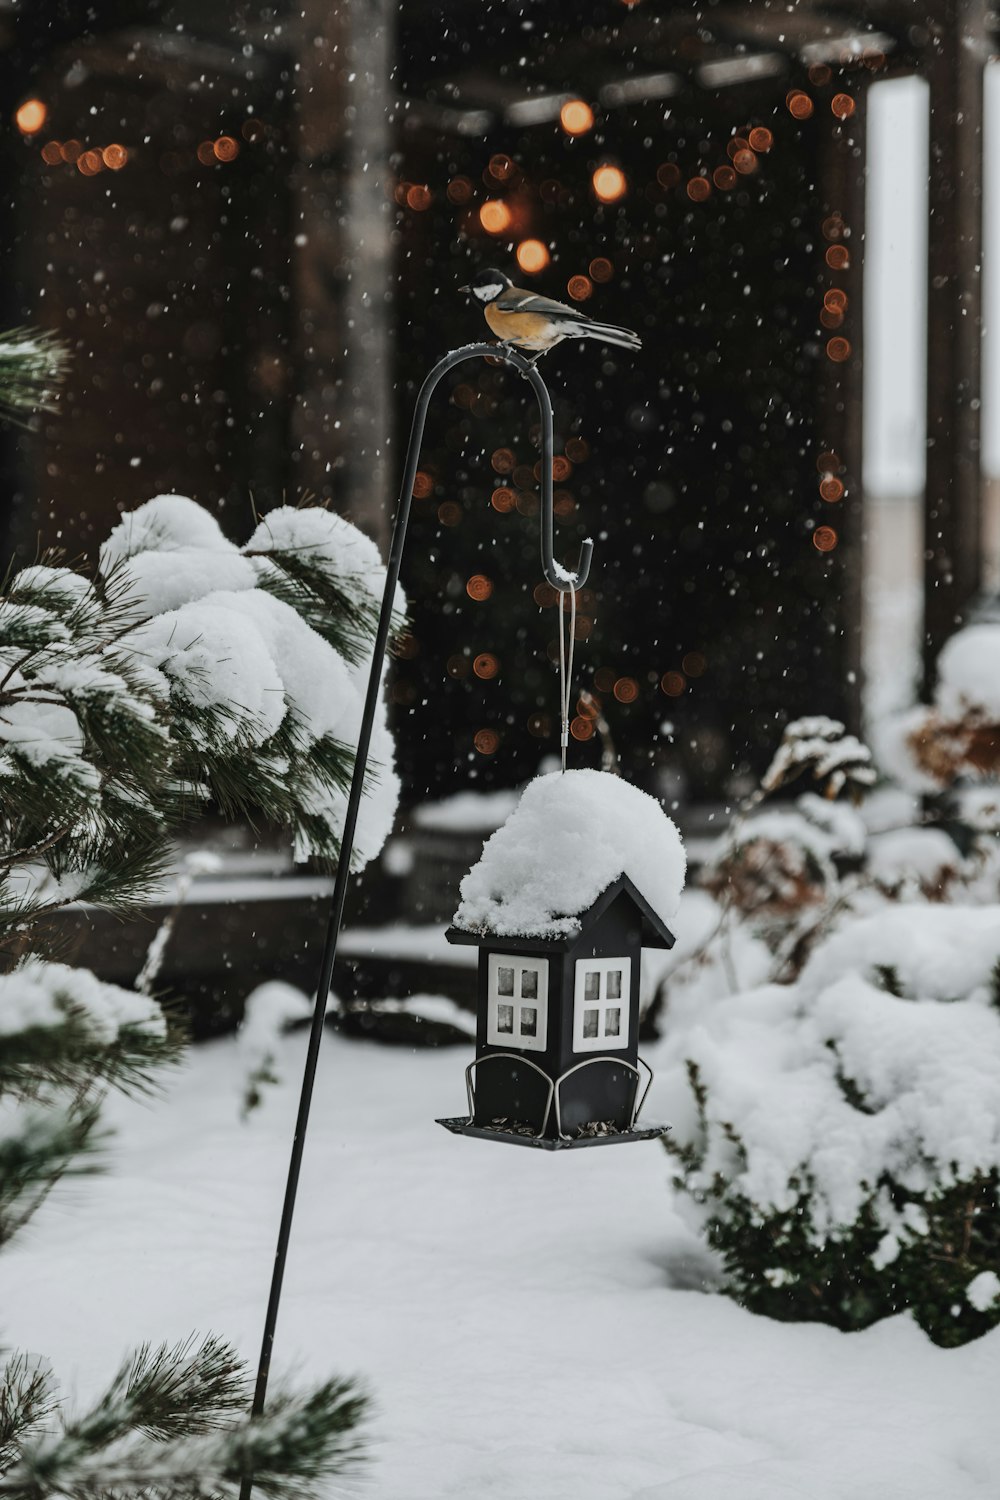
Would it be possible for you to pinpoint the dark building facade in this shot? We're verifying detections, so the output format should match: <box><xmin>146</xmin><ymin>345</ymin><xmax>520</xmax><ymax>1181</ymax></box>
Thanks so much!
<box><xmin>0</xmin><ymin>2</ymin><xmax>988</xmax><ymax>811</ymax></box>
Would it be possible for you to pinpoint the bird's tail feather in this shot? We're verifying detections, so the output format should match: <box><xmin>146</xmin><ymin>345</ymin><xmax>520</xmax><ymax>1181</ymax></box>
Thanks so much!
<box><xmin>577</xmin><ymin>321</ymin><xmax>642</xmax><ymax>351</ymax></box>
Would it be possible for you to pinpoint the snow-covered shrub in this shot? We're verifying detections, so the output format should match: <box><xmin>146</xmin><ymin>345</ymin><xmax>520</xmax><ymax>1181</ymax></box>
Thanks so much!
<box><xmin>880</xmin><ymin>622</ymin><xmax>1000</xmax><ymax>791</ymax></box>
<box><xmin>665</xmin><ymin>691</ymin><xmax>1000</xmax><ymax>1347</ymax></box>
<box><xmin>665</xmin><ymin>906</ymin><xmax>1000</xmax><ymax>1347</ymax></box>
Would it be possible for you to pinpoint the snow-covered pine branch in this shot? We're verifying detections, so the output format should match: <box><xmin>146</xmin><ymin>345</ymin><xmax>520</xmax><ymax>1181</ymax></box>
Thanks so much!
<box><xmin>0</xmin><ymin>1338</ymin><xmax>367</xmax><ymax>1500</ymax></box>
<box><xmin>0</xmin><ymin>494</ymin><xmax>394</xmax><ymax>1490</ymax></box>
<box><xmin>0</xmin><ymin>495</ymin><xmax>404</xmax><ymax>960</ymax></box>
<box><xmin>759</xmin><ymin>715</ymin><xmax>876</xmax><ymax>800</ymax></box>
<box><xmin>0</xmin><ymin>330</ymin><xmax>69</xmax><ymax>422</ymax></box>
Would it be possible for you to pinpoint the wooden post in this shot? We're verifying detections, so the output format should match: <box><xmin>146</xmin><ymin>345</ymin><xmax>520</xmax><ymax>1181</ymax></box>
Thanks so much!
<box><xmin>289</xmin><ymin>0</ymin><xmax>394</xmax><ymax>547</ymax></box>
<box><xmin>923</xmin><ymin>0</ymin><xmax>988</xmax><ymax>679</ymax></box>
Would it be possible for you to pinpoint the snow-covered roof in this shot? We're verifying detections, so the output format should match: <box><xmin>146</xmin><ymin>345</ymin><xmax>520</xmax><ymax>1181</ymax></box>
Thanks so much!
<box><xmin>451</xmin><ymin>769</ymin><xmax>686</xmax><ymax>941</ymax></box>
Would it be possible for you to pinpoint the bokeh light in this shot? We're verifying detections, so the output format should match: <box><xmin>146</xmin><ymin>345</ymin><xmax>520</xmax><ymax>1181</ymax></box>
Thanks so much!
<box><xmin>406</xmin><ymin>184</ymin><xmax>432</xmax><ymax>210</ymax></box>
<box><xmin>713</xmin><ymin>165</ymin><xmax>737</xmax><ymax>191</ymax></box>
<box><xmin>479</xmin><ymin>199</ymin><xmax>512</xmax><ymax>234</ymax></box>
<box><xmin>831</xmin><ymin>94</ymin><xmax>856</xmax><ymax>120</ymax></box>
<box><xmin>473</xmin><ymin>729</ymin><xmax>500</xmax><ymax>754</ymax></box>
<box><xmin>491</xmin><ymin>486</ymin><xmax>516</xmax><ymax>512</ymax></box>
<box><xmin>473</xmin><ymin>653</ymin><xmax>499</xmax><ymax>679</ymax></box>
<box><xmin>733</xmin><ymin>149</ymin><xmax>758</xmax><ymax>176</ymax></box>
<box><xmin>813</xmin><ymin>526</ymin><xmax>838</xmax><ymax>552</ymax></box>
<box><xmin>748</xmin><ymin>127</ymin><xmax>774</xmax><ymax>152</ymax></box>
<box><xmin>491</xmin><ymin>447</ymin><xmax>515</xmax><ymax>474</ymax></box>
<box><xmin>822</xmin><ymin>214</ymin><xmax>845</xmax><ymax>240</ymax></box>
<box><xmin>682</xmin><ymin>652</ymin><xmax>706</xmax><ymax>677</ymax></box>
<box><xmin>660</xmin><ymin>671</ymin><xmax>686</xmax><ymax>697</ymax></box>
<box><xmin>437</xmin><ymin>501</ymin><xmax>462</xmax><ymax>526</ymax></box>
<box><xmin>570</xmin><ymin>716</ymin><xmax>595</xmax><ymax>741</ymax></box>
<box><xmin>560</xmin><ymin>99</ymin><xmax>594</xmax><ymax>136</ymax></box>
<box><xmin>516</xmin><ymin>239</ymin><xmax>549</xmax><ymax>274</ymax></box>
<box><xmin>412</xmin><ymin>470</ymin><xmax>434</xmax><ymax>498</ymax></box>
<box><xmin>447</xmin><ymin>176</ymin><xmax>473</xmax><ymax>204</ymax></box>
<box><xmin>819</xmin><ymin>476</ymin><xmax>845</xmax><ymax>502</ymax></box>
<box><xmin>656</xmin><ymin>162</ymin><xmax>681</xmax><ymax>189</ymax></box>
<box><xmin>826</xmin><ymin>336</ymin><xmax>851</xmax><ymax>363</ymax></box>
<box><xmin>567</xmin><ymin>275</ymin><xmax>592</xmax><ymax>301</ymax></box>
<box><xmin>214</xmin><ymin>136</ymin><xmax>239</xmax><ymax>162</ymax></box>
<box><xmin>466</xmin><ymin>574</ymin><xmax>494</xmax><ymax>601</ymax></box>
<box><xmin>592</xmin><ymin>165</ymin><xmax>626</xmax><ymax>202</ymax></box>
<box><xmin>824</xmin><ymin>288</ymin><xmax>848</xmax><ymax>314</ymax></box>
<box><xmin>825</xmin><ymin>245</ymin><xmax>851</xmax><ymax>270</ymax></box>
<box><xmin>40</xmin><ymin>141</ymin><xmax>62</xmax><ymax>165</ymax></box>
<box><xmin>102</xmin><ymin>143</ymin><xmax>128</xmax><ymax>170</ymax></box>
<box><xmin>589</xmin><ymin>257</ymin><xmax>613</xmax><ymax>282</ymax></box>
<box><xmin>687</xmin><ymin>176</ymin><xmax>711</xmax><ymax>202</ymax></box>
<box><xmin>15</xmin><ymin>99</ymin><xmax>46</xmax><ymax>135</ymax></box>
<box><xmin>196</xmin><ymin>140</ymin><xmax>216</xmax><ymax>165</ymax></box>
<box><xmin>786</xmin><ymin>91</ymin><xmax>814</xmax><ymax>120</ymax></box>
<box><xmin>613</xmin><ymin>676</ymin><xmax>639</xmax><ymax>703</ymax></box>
<box><xmin>77</xmin><ymin>149</ymin><xmax>103</xmax><ymax>176</ymax></box>
<box><xmin>488</xmin><ymin>153</ymin><xmax>514</xmax><ymax>180</ymax></box>
<box><xmin>59</xmin><ymin>140</ymin><xmax>82</xmax><ymax>163</ymax></box>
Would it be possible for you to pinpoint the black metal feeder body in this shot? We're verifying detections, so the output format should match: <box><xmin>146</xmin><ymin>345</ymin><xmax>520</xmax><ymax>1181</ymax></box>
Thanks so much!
<box><xmin>438</xmin><ymin>874</ymin><xmax>674</xmax><ymax>1150</ymax></box>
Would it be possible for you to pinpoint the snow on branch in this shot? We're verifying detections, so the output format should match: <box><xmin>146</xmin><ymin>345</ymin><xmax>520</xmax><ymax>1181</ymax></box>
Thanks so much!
<box><xmin>0</xmin><ymin>1338</ymin><xmax>368</xmax><ymax>1500</ymax></box>
<box><xmin>760</xmin><ymin>716</ymin><xmax>876</xmax><ymax>800</ymax></box>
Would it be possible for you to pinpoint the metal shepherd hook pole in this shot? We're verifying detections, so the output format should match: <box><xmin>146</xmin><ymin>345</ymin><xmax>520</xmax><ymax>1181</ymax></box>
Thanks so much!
<box><xmin>238</xmin><ymin>343</ymin><xmax>593</xmax><ymax>1499</ymax></box>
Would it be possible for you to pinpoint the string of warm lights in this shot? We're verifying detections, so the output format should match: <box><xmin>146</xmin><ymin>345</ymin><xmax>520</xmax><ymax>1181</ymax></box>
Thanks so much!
<box><xmin>18</xmin><ymin>97</ymin><xmax>268</xmax><ymax>178</ymax></box>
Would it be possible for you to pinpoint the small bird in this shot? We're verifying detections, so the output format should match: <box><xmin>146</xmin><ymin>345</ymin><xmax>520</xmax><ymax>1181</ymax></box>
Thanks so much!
<box><xmin>459</xmin><ymin>267</ymin><xmax>642</xmax><ymax>358</ymax></box>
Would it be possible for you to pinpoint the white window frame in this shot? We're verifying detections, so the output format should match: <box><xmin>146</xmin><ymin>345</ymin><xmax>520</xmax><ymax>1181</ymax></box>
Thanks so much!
<box><xmin>486</xmin><ymin>953</ymin><xmax>549</xmax><ymax>1052</ymax></box>
<box><xmin>572</xmin><ymin>957</ymin><xmax>631</xmax><ymax>1053</ymax></box>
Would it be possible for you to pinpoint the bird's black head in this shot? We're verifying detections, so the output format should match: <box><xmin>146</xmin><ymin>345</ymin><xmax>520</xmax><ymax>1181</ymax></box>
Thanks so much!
<box><xmin>458</xmin><ymin>267</ymin><xmax>512</xmax><ymax>304</ymax></box>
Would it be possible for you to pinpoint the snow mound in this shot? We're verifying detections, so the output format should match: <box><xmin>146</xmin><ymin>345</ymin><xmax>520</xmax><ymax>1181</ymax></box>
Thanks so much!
<box><xmin>245</xmin><ymin>504</ymin><xmax>398</xmax><ymax>605</ymax></box>
<box><xmin>797</xmin><ymin>903</ymin><xmax>1000</xmax><ymax>1006</ymax></box>
<box><xmin>452</xmin><ymin>769</ymin><xmax>685</xmax><ymax>939</ymax></box>
<box><xmin>0</xmin><ymin>960</ymin><xmax>165</xmax><ymax>1042</ymax></box>
<box><xmin>99</xmin><ymin>494</ymin><xmax>256</xmax><ymax>615</ymax></box>
<box><xmin>936</xmin><ymin>624</ymin><xmax>1000</xmax><ymax>720</ymax></box>
<box><xmin>866</xmin><ymin>826</ymin><xmax>962</xmax><ymax>895</ymax></box>
<box><xmin>665</xmin><ymin>972</ymin><xmax>1000</xmax><ymax>1235</ymax></box>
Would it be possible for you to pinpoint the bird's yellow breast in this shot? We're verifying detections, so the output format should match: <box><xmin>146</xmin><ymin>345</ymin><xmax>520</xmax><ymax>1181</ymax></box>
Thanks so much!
<box><xmin>484</xmin><ymin>304</ymin><xmax>560</xmax><ymax>351</ymax></box>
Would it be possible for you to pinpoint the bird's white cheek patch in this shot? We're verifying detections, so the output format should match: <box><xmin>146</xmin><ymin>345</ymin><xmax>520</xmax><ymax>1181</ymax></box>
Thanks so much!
<box><xmin>473</xmin><ymin>284</ymin><xmax>504</xmax><ymax>302</ymax></box>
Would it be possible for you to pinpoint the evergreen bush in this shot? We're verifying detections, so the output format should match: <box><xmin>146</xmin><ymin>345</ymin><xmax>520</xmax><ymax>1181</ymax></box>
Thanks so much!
<box><xmin>664</xmin><ymin>698</ymin><xmax>1000</xmax><ymax>1348</ymax></box>
<box><xmin>0</xmin><ymin>487</ymin><xmax>404</xmax><ymax>1495</ymax></box>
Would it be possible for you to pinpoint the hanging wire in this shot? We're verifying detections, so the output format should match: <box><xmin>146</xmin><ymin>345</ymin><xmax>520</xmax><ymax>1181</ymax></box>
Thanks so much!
<box><xmin>558</xmin><ymin>583</ymin><xmax>577</xmax><ymax>772</ymax></box>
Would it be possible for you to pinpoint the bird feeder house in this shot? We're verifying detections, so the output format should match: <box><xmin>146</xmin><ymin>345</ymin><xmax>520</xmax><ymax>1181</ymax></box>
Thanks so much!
<box><xmin>436</xmin><ymin>769</ymin><xmax>685</xmax><ymax>1150</ymax></box>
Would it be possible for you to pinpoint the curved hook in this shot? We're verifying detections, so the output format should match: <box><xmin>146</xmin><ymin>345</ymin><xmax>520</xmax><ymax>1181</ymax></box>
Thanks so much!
<box><xmin>395</xmin><ymin>341</ymin><xmax>593</xmax><ymax>593</ymax></box>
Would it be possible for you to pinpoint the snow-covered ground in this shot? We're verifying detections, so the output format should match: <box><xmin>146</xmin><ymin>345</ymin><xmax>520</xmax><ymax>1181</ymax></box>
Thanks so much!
<box><xmin>3</xmin><ymin>1025</ymin><xmax>998</xmax><ymax>1499</ymax></box>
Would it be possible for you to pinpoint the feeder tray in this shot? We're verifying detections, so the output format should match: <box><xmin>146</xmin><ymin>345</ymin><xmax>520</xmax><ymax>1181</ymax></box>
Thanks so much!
<box><xmin>436</xmin><ymin>1116</ymin><xmax>671</xmax><ymax>1150</ymax></box>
